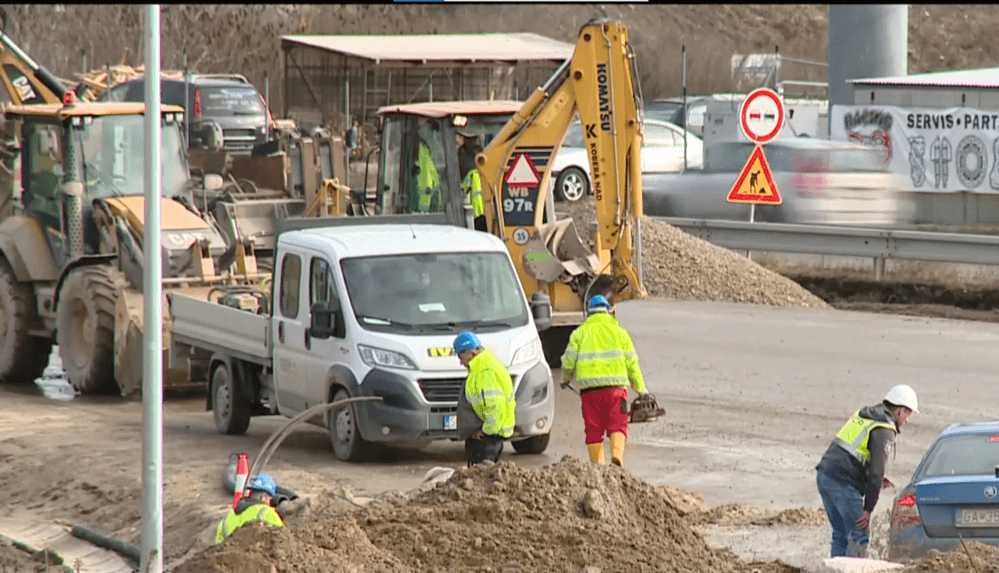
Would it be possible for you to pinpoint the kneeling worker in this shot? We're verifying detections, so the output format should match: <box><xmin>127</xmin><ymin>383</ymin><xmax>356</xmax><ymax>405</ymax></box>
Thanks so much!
<box><xmin>216</xmin><ymin>475</ymin><xmax>285</xmax><ymax>544</ymax></box>
<box><xmin>454</xmin><ymin>331</ymin><xmax>516</xmax><ymax>466</ymax></box>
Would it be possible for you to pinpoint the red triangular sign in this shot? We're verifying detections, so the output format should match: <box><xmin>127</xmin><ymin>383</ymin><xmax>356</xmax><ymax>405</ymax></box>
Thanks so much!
<box><xmin>726</xmin><ymin>145</ymin><xmax>781</xmax><ymax>204</ymax></box>
<box><xmin>506</xmin><ymin>153</ymin><xmax>542</xmax><ymax>187</ymax></box>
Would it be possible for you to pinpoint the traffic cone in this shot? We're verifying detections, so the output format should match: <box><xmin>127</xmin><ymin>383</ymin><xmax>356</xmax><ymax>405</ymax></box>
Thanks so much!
<box><xmin>233</xmin><ymin>453</ymin><xmax>249</xmax><ymax>509</ymax></box>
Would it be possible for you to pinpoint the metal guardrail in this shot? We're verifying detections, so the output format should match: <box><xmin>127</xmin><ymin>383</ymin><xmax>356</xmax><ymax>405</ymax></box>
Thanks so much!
<box><xmin>651</xmin><ymin>217</ymin><xmax>999</xmax><ymax>279</ymax></box>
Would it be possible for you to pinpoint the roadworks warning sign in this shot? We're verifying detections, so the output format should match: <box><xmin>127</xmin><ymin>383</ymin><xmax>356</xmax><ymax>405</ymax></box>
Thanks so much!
<box><xmin>726</xmin><ymin>145</ymin><xmax>781</xmax><ymax>204</ymax></box>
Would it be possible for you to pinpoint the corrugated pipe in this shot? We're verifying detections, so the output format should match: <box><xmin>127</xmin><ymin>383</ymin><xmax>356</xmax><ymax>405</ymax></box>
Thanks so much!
<box><xmin>70</xmin><ymin>524</ymin><xmax>142</xmax><ymax>566</ymax></box>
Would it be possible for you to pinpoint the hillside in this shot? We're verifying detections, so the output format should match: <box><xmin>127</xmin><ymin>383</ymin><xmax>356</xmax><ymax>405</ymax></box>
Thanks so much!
<box><xmin>3</xmin><ymin>4</ymin><xmax>996</xmax><ymax>119</ymax></box>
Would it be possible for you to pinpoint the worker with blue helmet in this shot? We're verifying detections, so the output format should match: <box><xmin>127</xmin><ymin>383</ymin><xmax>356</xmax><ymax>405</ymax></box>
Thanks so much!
<box><xmin>215</xmin><ymin>474</ymin><xmax>284</xmax><ymax>544</ymax></box>
<box><xmin>561</xmin><ymin>294</ymin><xmax>648</xmax><ymax>468</ymax></box>
<box><xmin>453</xmin><ymin>331</ymin><xmax>516</xmax><ymax>467</ymax></box>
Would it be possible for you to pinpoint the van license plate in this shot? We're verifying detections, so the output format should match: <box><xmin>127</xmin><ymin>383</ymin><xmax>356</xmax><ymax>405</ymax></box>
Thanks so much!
<box><xmin>956</xmin><ymin>509</ymin><xmax>999</xmax><ymax>527</ymax></box>
<box><xmin>444</xmin><ymin>415</ymin><xmax>457</xmax><ymax>431</ymax></box>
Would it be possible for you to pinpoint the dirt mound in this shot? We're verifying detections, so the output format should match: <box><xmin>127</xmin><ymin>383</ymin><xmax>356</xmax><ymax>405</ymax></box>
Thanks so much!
<box><xmin>178</xmin><ymin>456</ymin><xmax>805</xmax><ymax>573</ymax></box>
<box><xmin>560</xmin><ymin>199</ymin><xmax>827</xmax><ymax>308</ymax></box>
<box><xmin>900</xmin><ymin>541</ymin><xmax>999</xmax><ymax>572</ymax></box>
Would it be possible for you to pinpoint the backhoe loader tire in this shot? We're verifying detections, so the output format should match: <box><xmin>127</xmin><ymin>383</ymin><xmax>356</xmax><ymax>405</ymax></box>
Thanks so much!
<box><xmin>0</xmin><ymin>258</ymin><xmax>52</xmax><ymax>384</ymax></box>
<box><xmin>56</xmin><ymin>265</ymin><xmax>124</xmax><ymax>395</ymax></box>
<box><xmin>212</xmin><ymin>362</ymin><xmax>251</xmax><ymax>435</ymax></box>
<box><xmin>540</xmin><ymin>325</ymin><xmax>573</xmax><ymax>369</ymax></box>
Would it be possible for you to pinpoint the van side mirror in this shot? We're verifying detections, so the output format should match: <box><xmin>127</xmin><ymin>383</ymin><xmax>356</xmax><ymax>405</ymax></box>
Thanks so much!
<box><xmin>530</xmin><ymin>292</ymin><xmax>552</xmax><ymax>332</ymax></box>
<box><xmin>308</xmin><ymin>301</ymin><xmax>340</xmax><ymax>339</ymax></box>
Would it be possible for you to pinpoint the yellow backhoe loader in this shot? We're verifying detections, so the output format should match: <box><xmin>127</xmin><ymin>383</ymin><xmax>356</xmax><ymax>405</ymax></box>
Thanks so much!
<box><xmin>363</xmin><ymin>18</ymin><xmax>647</xmax><ymax>364</ymax></box>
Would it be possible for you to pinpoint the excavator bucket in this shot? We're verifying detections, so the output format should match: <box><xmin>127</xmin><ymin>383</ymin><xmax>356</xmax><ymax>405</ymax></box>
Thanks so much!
<box><xmin>521</xmin><ymin>219</ymin><xmax>601</xmax><ymax>283</ymax></box>
<box><xmin>114</xmin><ymin>287</ymin><xmax>211</xmax><ymax>396</ymax></box>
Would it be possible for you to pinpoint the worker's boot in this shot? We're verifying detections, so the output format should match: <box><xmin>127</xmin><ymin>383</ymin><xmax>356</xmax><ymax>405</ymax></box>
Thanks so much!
<box><xmin>586</xmin><ymin>442</ymin><xmax>606</xmax><ymax>464</ymax></box>
<box><xmin>609</xmin><ymin>432</ymin><xmax>626</xmax><ymax>467</ymax></box>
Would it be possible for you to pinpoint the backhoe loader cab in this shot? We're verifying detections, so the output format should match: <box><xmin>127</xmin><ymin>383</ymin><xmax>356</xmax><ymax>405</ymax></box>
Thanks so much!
<box><xmin>374</xmin><ymin>102</ymin><xmax>520</xmax><ymax>222</ymax></box>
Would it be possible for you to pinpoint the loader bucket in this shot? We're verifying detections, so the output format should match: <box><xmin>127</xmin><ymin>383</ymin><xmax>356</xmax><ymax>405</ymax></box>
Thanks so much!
<box><xmin>113</xmin><ymin>288</ymin><xmax>194</xmax><ymax>395</ymax></box>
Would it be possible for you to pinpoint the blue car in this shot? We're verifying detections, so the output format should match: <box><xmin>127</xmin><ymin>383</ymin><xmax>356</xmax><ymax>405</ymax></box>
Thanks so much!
<box><xmin>887</xmin><ymin>421</ymin><xmax>999</xmax><ymax>561</ymax></box>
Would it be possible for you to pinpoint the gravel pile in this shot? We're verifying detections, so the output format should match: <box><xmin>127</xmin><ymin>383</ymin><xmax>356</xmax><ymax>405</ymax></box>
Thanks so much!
<box><xmin>560</xmin><ymin>198</ymin><xmax>827</xmax><ymax>308</ymax></box>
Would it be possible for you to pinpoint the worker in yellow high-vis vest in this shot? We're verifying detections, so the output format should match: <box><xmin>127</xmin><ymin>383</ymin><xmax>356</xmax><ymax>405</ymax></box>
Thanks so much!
<box><xmin>458</xmin><ymin>134</ymin><xmax>487</xmax><ymax>232</ymax></box>
<box><xmin>416</xmin><ymin>140</ymin><xmax>441</xmax><ymax>213</ymax></box>
<box><xmin>815</xmin><ymin>385</ymin><xmax>918</xmax><ymax>558</ymax></box>
<box><xmin>462</xmin><ymin>168</ymin><xmax>487</xmax><ymax>231</ymax></box>
<box><xmin>561</xmin><ymin>295</ymin><xmax>647</xmax><ymax>468</ymax></box>
<box><xmin>454</xmin><ymin>331</ymin><xmax>516</xmax><ymax>467</ymax></box>
<box><xmin>216</xmin><ymin>475</ymin><xmax>285</xmax><ymax>544</ymax></box>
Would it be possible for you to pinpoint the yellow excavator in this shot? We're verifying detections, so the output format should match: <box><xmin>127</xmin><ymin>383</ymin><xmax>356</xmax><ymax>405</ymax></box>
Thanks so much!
<box><xmin>365</xmin><ymin>18</ymin><xmax>647</xmax><ymax>364</ymax></box>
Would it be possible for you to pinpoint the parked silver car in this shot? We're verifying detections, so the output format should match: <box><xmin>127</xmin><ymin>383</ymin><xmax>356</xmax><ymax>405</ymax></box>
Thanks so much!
<box><xmin>642</xmin><ymin>138</ymin><xmax>913</xmax><ymax>226</ymax></box>
<box><xmin>550</xmin><ymin>119</ymin><xmax>703</xmax><ymax>202</ymax></box>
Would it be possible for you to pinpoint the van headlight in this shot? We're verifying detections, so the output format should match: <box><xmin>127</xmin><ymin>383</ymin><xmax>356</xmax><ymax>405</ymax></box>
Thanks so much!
<box><xmin>358</xmin><ymin>345</ymin><xmax>416</xmax><ymax>370</ymax></box>
<box><xmin>511</xmin><ymin>338</ymin><xmax>542</xmax><ymax>366</ymax></box>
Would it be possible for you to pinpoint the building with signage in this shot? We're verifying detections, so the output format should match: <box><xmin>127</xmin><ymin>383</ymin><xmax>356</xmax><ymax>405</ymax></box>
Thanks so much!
<box><xmin>834</xmin><ymin>67</ymin><xmax>999</xmax><ymax>226</ymax></box>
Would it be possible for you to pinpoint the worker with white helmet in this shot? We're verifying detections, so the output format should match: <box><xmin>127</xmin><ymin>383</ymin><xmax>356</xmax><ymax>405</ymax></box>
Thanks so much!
<box><xmin>815</xmin><ymin>384</ymin><xmax>919</xmax><ymax>558</ymax></box>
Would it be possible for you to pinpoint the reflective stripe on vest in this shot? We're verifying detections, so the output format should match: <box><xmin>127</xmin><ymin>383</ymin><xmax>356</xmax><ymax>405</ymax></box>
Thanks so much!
<box><xmin>833</xmin><ymin>411</ymin><xmax>897</xmax><ymax>464</ymax></box>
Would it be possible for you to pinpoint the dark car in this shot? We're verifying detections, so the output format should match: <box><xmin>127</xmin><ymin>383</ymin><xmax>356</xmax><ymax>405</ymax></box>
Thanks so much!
<box><xmin>101</xmin><ymin>73</ymin><xmax>272</xmax><ymax>154</ymax></box>
<box><xmin>886</xmin><ymin>421</ymin><xmax>999</xmax><ymax>561</ymax></box>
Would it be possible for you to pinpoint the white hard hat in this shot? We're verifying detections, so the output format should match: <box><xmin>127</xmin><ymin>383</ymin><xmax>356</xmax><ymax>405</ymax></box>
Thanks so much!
<box><xmin>884</xmin><ymin>384</ymin><xmax>919</xmax><ymax>414</ymax></box>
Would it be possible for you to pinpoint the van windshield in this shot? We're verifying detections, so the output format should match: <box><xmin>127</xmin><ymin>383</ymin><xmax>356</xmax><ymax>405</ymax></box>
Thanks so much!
<box><xmin>341</xmin><ymin>252</ymin><xmax>530</xmax><ymax>334</ymax></box>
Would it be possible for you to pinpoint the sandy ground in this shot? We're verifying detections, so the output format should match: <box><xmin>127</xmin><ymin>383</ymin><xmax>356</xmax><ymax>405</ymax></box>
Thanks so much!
<box><xmin>2</xmin><ymin>300</ymin><xmax>998</xmax><ymax>571</ymax></box>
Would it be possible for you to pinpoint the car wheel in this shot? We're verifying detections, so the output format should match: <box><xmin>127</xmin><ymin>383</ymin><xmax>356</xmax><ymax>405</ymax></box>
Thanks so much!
<box><xmin>554</xmin><ymin>167</ymin><xmax>590</xmax><ymax>202</ymax></box>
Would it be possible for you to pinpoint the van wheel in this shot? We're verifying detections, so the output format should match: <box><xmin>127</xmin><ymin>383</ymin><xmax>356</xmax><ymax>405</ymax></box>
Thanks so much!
<box><xmin>329</xmin><ymin>387</ymin><xmax>370</xmax><ymax>462</ymax></box>
<box><xmin>512</xmin><ymin>433</ymin><xmax>550</xmax><ymax>455</ymax></box>
<box><xmin>212</xmin><ymin>362</ymin><xmax>251</xmax><ymax>435</ymax></box>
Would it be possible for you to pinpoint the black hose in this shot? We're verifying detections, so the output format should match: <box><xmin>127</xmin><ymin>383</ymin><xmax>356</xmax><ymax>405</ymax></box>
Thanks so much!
<box><xmin>70</xmin><ymin>524</ymin><xmax>141</xmax><ymax>566</ymax></box>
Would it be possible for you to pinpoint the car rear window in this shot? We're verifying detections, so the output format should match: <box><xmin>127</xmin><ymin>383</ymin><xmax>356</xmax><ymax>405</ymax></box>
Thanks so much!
<box><xmin>198</xmin><ymin>86</ymin><xmax>264</xmax><ymax>116</ymax></box>
<box><xmin>920</xmin><ymin>433</ymin><xmax>999</xmax><ymax>477</ymax></box>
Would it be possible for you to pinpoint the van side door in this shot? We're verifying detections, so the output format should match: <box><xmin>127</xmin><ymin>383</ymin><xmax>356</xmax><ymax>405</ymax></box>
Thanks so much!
<box><xmin>272</xmin><ymin>247</ymin><xmax>309</xmax><ymax>414</ymax></box>
<box><xmin>303</xmin><ymin>253</ymin><xmax>350</xmax><ymax>408</ymax></box>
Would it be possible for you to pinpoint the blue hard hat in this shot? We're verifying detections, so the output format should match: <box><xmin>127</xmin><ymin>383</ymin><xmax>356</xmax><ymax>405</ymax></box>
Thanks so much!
<box><xmin>588</xmin><ymin>295</ymin><xmax>612</xmax><ymax>313</ymax></box>
<box><xmin>247</xmin><ymin>475</ymin><xmax>277</xmax><ymax>497</ymax></box>
<box><xmin>453</xmin><ymin>331</ymin><xmax>481</xmax><ymax>355</ymax></box>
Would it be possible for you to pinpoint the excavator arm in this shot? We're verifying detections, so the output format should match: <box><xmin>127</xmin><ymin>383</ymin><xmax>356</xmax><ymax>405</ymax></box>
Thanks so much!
<box><xmin>0</xmin><ymin>8</ymin><xmax>67</xmax><ymax>105</ymax></box>
<box><xmin>476</xmin><ymin>18</ymin><xmax>647</xmax><ymax>319</ymax></box>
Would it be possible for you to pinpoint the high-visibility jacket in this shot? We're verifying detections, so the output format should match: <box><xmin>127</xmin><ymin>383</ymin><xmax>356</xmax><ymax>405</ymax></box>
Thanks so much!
<box><xmin>462</xmin><ymin>169</ymin><xmax>485</xmax><ymax>218</ymax></box>
<box><xmin>215</xmin><ymin>499</ymin><xmax>284</xmax><ymax>544</ymax></box>
<box><xmin>417</xmin><ymin>142</ymin><xmax>440</xmax><ymax>211</ymax></box>
<box><xmin>833</xmin><ymin>410</ymin><xmax>897</xmax><ymax>465</ymax></box>
<box><xmin>561</xmin><ymin>312</ymin><xmax>646</xmax><ymax>393</ymax></box>
<box><xmin>465</xmin><ymin>349</ymin><xmax>516</xmax><ymax>438</ymax></box>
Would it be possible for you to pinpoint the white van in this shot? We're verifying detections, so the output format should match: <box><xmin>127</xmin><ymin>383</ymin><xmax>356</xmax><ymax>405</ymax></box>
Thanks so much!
<box><xmin>169</xmin><ymin>217</ymin><xmax>555</xmax><ymax>461</ymax></box>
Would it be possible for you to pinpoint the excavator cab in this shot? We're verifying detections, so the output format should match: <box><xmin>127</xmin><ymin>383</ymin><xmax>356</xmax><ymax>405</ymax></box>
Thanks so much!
<box><xmin>373</xmin><ymin>102</ymin><xmax>522</xmax><ymax>225</ymax></box>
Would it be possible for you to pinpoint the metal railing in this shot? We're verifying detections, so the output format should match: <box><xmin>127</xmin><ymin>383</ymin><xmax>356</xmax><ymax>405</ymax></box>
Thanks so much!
<box><xmin>651</xmin><ymin>217</ymin><xmax>999</xmax><ymax>280</ymax></box>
